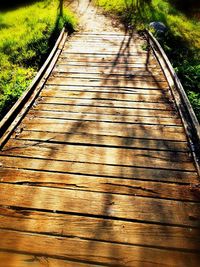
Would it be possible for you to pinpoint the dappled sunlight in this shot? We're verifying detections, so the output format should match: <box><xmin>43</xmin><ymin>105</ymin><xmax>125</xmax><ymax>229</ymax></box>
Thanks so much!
<box><xmin>0</xmin><ymin>0</ymin><xmax>200</xmax><ymax>266</ymax></box>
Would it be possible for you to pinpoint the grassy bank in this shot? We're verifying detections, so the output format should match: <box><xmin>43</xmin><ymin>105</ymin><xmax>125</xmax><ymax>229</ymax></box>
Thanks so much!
<box><xmin>0</xmin><ymin>0</ymin><xmax>77</xmax><ymax>119</ymax></box>
<box><xmin>95</xmin><ymin>0</ymin><xmax>200</xmax><ymax>120</ymax></box>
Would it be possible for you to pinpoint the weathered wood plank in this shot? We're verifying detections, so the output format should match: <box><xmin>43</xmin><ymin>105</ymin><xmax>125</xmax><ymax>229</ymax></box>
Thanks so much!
<box><xmin>13</xmin><ymin>130</ymin><xmax>190</xmax><ymax>152</ymax></box>
<box><xmin>57</xmin><ymin>60</ymin><xmax>159</xmax><ymax>69</ymax></box>
<box><xmin>0</xmin><ymin>207</ymin><xmax>200</xmax><ymax>250</ymax></box>
<box><xmin>0</xmin><ymin>251</ymin><xmax>101</xmax><ymax>267</ymax></box>
<box><xmin>43</xmin><ymin>84</ymin><xmax>169</xmax><ymax>95</ymax></box>
<box><xmin>59</xmin><ymin>54</ymin><xmax>157</xmax><ymax>64</ymax></box>
<box><xmin>35</xmin><ymin>102</ymin><xmax>178</xmax><ymax>117</ymax></box>
<box><xmin>40</xmin><ymin>89</ymin><xmax>171</xmax><ymax>103</ymax></box>
<box><xmin>59</xmin><ymin>51</ymin><xmax>150</xmax><ymax>57</ymax></box>
<box><xmin>51</xmin><ymin>71</ymin><xmax>166</xmax><ymax>82</ymax></box>
<box><xmin>28</xmin><ymin>110</ymin><xmax>181</xmax><ymax>126</ymax></box>
<box><xmin>37</xmin><ymin>97</ymin><xmax>175</xmax><ymax>111</ymax></box>
<box><xmin>46</xmin><ymin>76</ymin><xmax>169</xmax><ymax>89</ymax></box>
<box><xmin>0</xmin><ymin>229</ymin><xmax>199</xmax><ymax>267</ymax></box>
<box><xmin>0</xmin><ymin>183</ymin><xmax>200</xmax><ymax>226</ymax></box>
<box><xmin>1</xmin><ymin>155</ymin><xmax>196</xmax><ymax>183</ymax></box>
<box><xmin>54</xmin><ymin>68</ymin><xmax>162</xmax><ymax>81</ymax></box>
<box><xmin>63</xmin><ymin>45</ymin><xmax>147</xmax><ymax>53</ymax></box>
<box><xmin>53</xmin><ymin>67</ymin><xmax>163</xmax><ymax>78</ymax></box>
<box><xmin>0</xmin><ymin>168</ymin><xmax>199</xmax><ymax>200</ymax></box>
<box><xmin>2</xmin><ymin>139</ymin><xmax>195</xmax><ymax>171</ymax></box>
<box><xmin>20</xmin><ymin>117</ymin><xmax>187</xmax><ymax>141</ymax></box>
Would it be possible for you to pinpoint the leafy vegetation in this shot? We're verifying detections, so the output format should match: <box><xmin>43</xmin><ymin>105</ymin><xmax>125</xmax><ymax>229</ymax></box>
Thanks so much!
<box><xmin>95</xmin><ymin>0</ymin><xmax>200</xmax><ymax>120</ymax></box>
<box><xmin>0</xmin><ymin>0</ymin><xmax>77</xmax><ymax>119</ymax></box>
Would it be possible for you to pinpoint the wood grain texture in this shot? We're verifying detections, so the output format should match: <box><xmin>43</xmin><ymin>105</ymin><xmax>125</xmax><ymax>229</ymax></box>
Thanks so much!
<box><xmin>40</xmin><ymin>89</ymin><xmax>171</xmax><ymax>103</ymax></box>
<box><xmin>1</xmin><ymin>139</ymin><xmax>195</xmax><ymax>171</ymax></box>
<box><xmin>37</xmin><ymin>97</ymin><xmax>175</xmax><ymax>110</ymax></box>
<box><xmin>0</xmin><ymin>229</ymin><xmax>200</xmax><ymax>267</ymax></box>
<box><xmin>19</xmin><ymin>117</ymin><xmax>187</xmax><ymax>141</ymax></box>
<box><xmin>0</xmin><ymin>155</ymin><xmax>197</xmax><ymax>183</ymax></box>
<box><xmin>12</xmin><ymin>130</ymin><xmax>190</xmax><ymax>152</ymax></box>
<box><xmin>0</xmin><ymin>251</ymin><xmax>101</xmax><ymax>267</ymax></box>
<box><xmin>27</xmin><ymin>109</ymin><xmax>181</xmax><ymax>126</ymax></box>
<box><xmin>43</xmin><ymin>84</ymin><xmax>167</xmax><ymax>95</ymax></box>
<box><xmin>0</xmin><ymin>183</ymin><xmax>200</xmax><ymax>226</ymax></box>
<box><xmin>0</xmin><ymin>168</ymin><xmax>199</xmax><ymax>200</ymax></box>
<box><xmin>0</xmin><ymin>207</ymin><xmax>200</xmax><ymax>250</ymax></box>
<box><xmin>35</xmin><ymin>101</ymin><xmax>177</xmax><ymax>116</ymax></box>
<box><xmin>0</xmin><ymin>29</ymin><xmax>199</xmax><ymax>267</ymax></box>
<box><xmin>46</xmin><ymin>76</ymin><xmax>169</xmax><ymax>89</ymax></box>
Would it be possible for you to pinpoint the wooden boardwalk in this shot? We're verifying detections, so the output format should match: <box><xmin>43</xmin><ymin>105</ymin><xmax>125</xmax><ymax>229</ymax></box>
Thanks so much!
<box><xmin>0</xmin><ymin>30</ymin><xmax>200</xmax><ymax>266</ymax></box>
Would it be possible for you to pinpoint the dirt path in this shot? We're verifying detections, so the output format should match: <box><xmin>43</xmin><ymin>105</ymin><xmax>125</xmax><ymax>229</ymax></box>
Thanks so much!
<box><xmin>65</xmin><ymin>0</ymin><xmax>124</xmax><ymax>33</ymax></box>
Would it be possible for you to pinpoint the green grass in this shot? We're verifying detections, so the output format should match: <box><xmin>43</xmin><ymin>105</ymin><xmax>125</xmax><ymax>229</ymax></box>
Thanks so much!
<box><xmin>95</xmin><ymin>0</ymin><xmax>200</xmax><ymax>120</ymax></box>
<box><xmin>0</xmin><ymin>0</ymin><xmax>77</xmax><ymax>119</ymax></box>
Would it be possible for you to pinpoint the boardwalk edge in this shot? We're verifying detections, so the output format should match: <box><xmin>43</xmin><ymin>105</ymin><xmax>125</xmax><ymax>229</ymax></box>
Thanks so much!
<box><xmin>0</xmin><ymin>28</ymin><xmax>68</xmax><ymax>149</ymax></box>
<box><xmin>146</xmin><ymin>30</ymin><xmax>200</xmax><ymax>176</ymax></box>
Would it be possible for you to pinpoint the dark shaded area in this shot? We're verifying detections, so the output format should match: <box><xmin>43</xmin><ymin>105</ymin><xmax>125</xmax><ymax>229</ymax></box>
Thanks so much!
<box><xmin>59</xmin><ymin>0</ymin><xmax>64</xmax><ymax>16</ymax></box>
<box><xmin>168</xmin><ymin>0</ymin><xmax>200</xmax><ymax>10</ymax></box>
<box><xmin>168</xmin><ymin>0</ymin><xmax>200</xmax><ymax>19</ymax></box>
<box><xmin>122</xmin><ymin>0</ymin><xmax>152</xmax><ymax>27</ymax></box>
<box><xmin>0</xmin><ymin>0</ymin><xmax>45</xmax><ymax>11</ymax></box>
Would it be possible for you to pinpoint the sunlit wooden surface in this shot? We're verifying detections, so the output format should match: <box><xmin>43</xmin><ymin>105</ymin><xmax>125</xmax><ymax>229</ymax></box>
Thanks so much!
<box><xmin>0</xmin><ymin>31</ymin><xmax>200</xmax><ymax>267</ymax></box>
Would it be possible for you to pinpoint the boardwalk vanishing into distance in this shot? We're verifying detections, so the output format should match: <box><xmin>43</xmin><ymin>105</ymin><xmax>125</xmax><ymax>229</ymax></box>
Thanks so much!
<box><xmin>0</xmin><ymin>15</ymin><xmax>200</xmax><ymax>267</ymax></box>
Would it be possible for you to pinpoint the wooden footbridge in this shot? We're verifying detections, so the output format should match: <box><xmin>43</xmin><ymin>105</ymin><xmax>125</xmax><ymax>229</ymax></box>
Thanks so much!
<box><xmin>0</xmin><ymin>28</ymin><xmax>200</xmax><ymax>266</ymax></box>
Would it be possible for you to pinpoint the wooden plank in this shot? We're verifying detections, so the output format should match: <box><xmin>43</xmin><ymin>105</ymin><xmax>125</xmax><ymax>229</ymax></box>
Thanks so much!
<box><xmin>0</xmin><ymin>229</ymin><xmax>199</xmax><ymax>267</ymax></box>
<box><xmin>57</xmin><ymin>60</ymin><xmax>159</xmax><ymax>69</ymax></box>
<box><xmin>38</xmin><ymin>95</ymin><xmax>170</xmax><ymax>106</ymax></box>
<box><xmin>13</xmin><ymin>130</ymin><xmax>190</xmax><ymax>152</ymax></box>
<box><xmin>0</xmin><ymin>251</ymin><xmax>101</xmax><ymax>267</ymax></box>
<box><xmin>63</xmin><ymin>45</ymin><xmax>146</xmax><ymax>53</ymax></box>
<box><xmin>66</xmin><ymin>40</ymin><xmax>145</xmax><ymax>46</ymax></box>
<box><xmin>60</xmin><ymin>53</ymin><xmax>157</xmax><ymax>64</ymax></box>
<box><xmin>0</xmin><ymin>155</ymin><xmax>197</xmax><ymax>184</ymax></box>
<box><xmin>60</xmin><ymin>50</ymin><xmax>149</xmax><ymax>55</ymax></box>
<box><xmin>19</xmin><ymin>117</ymin><xmax>187</xmax><ymax>141</ymax></box>
<box><xmin>27</xmin><ymin>110</ymin><xmax>181</xmax><ymax>126</ymax></box>
<box><xmin>1</xmin><ymin>206</ymin><xmax>200</xmax><ymax>250</ymax></box>
<box><xmin>0</xmin><ymin>168</ymin><xmax>199</xmax><ymax>200</ymax></box>
<box><xmin>35</xmin><ymin>102</ymin><xmax>178</xmax><ymax>117</ymax></box>
<box><xmin>56</xmin><ymin>60</ymin><xmax>158</xmax><ymax>69</ymax></box>
<box><xmin>51</xmin><ymin>71</ymin><xmax>166</xmax><ymax>82</ymax></box>
<box><xmin>37</xmin><ymin>97</ymin><xmax>174</xmax><ymax>111</ymax></box>
<box><xmin>40</xmin><ymin>91</ymin><xmax>172</xmax><ymax>104</ymax></box>
<box><xmin>72</xmin><ymin>32</ymin><xmax>139</xmax><ymax>36</ymax></box>
<box><xmin>58</xmin><ymin>57</ymin><xmax>159</xmax><ymax>67</ymax></box>
<box><xmin>43</xmin><ymin>84</ymin><xmax>169</xmax><ymax>95</ymax></box>
<box><xmin>67</xmin><ymin>34</ymin><xmax>144</xmax><ymax>40</ymax></box>
<box><xmin>43</xmin><ymin>85</ymin><xmax>168</xmax><ymax>96</ymax></box>
<box><xmin>46</xmin><ymin>76</ymin><xmax>168</xmax><ymax>89</ymax></box>
<box><xmin>54</xmin><ymin>66</ymin><xmax>163</xmax><ymax>76</ymax></box>
<box><xmin>0</xmin><ymin>183</ymin><xmax>200</xmax><ymax>226</ymax></box>
<box><xmin>58</xmin><ymin>49</ymin><xmax>156</xmax><ymax>57</ymax></box>
<box><xmin>63</xmin><ymin>41</ymin><xmax>149</xmax><ymax>47</ymax></box>
<box><xmin>1</xmin><ymin>139</ymin><xmax>195</xmax><ymax>171</ymax></box>
<box><xmin>63</xmin><ymin>48</ymin><xmax>147</xmax><ymax>55</ymax></box>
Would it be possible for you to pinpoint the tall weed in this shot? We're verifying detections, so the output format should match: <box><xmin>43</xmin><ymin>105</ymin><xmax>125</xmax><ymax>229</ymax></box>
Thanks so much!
<box><xmin>0</xmin><ymin>0</ymin><xmax>77</xmax><ymax>119</ymax></box>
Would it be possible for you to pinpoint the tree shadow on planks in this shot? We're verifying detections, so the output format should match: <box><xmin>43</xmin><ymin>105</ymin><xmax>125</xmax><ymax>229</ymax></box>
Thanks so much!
<box><xmin>64</xmin><ymin>17</ymin><xmax>200</xmax><ymax>265</ymax></box>
<box><xmin>1</xmin><ymin>0</ymin><xmax>200</xmax><ymax>265</ymax></box>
